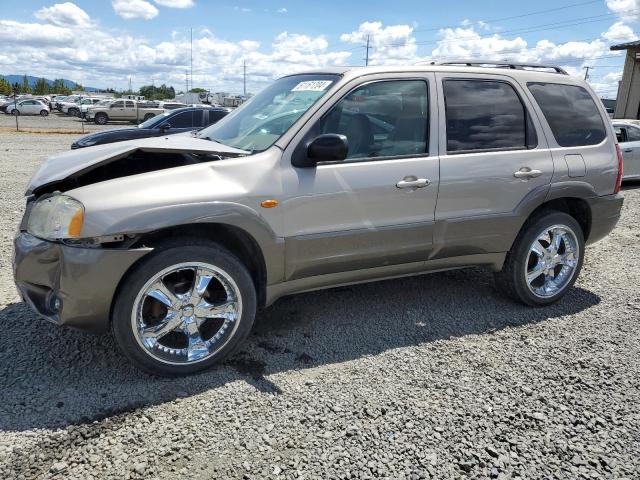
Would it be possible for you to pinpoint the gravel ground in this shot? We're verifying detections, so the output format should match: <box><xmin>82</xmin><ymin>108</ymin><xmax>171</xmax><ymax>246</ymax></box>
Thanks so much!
<box><xmin>0</xmin><ymin>132</ymin><xmax>639</xmax><ymax>479</ymax></box>
<box><xmin>0</xmin><ymin>110</ymin><xmax>133</xmax><ymax>133</ymax></box>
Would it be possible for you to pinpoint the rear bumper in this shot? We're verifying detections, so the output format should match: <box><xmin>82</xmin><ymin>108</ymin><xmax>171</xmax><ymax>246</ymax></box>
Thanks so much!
<box><xmin>586</xmin><ymin>193</ymin><xmax>624</xmax><ymax>245</ymax></box>
<box><xmin>13</xmin><ymin>232</ymin><xmax>151</xmax><ymax>333</ymax></box>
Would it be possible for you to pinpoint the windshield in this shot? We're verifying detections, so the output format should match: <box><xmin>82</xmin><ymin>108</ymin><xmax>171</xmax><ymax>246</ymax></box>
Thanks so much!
<box><xmin>138</xmin><ymin>111</ymin><xmax>171</xmax><ymax>128</ymax></box>
<box><xmin>197</xmin><ymin>74</ymin><xmax>339</xmax><ymax>152</ymax></box>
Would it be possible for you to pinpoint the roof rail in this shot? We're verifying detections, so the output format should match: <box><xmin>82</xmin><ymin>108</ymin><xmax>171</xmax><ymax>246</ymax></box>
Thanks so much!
<box><xmin>416</xmin><ymin>60</ymin><xmax>568</xmax><ymax>75</ymax></box>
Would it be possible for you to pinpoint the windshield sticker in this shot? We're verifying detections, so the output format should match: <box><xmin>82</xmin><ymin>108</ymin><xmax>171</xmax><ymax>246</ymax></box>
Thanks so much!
<box><xmin>291</xmin><ymin>80</ymin><xmax>333</xmax><ymax>92</ymax></box>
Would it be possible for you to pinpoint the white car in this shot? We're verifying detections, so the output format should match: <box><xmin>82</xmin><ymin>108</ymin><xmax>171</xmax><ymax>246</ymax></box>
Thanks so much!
<box><xmin>6</xmin><ymin>99</ymin><xmax>50</xmax><ymax>116</ymax></box>
<box><xmin>613</xmin><ymin>120</ymin><xmax>640</xmax><ymax>180</ymax></box>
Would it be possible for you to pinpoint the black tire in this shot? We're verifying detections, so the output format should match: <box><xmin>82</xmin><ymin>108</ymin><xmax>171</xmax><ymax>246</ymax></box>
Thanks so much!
<box><xmin>40</xmin><ymin>110</ymin><xmax>49</xmax><ymax>117</ymax></box>
<box><xmin>494</xmin><ymin>211</ymin><xmax>585</xmax><ymax>306</ymax></box>
<box><xmin>68</xmin><ymin>107</ymin><xmax>78</xmax><ymax>116</ymax></box>
<box><xmin>94</xmin><ymin>113</ymin><xmax>108</xmax><ymax>125</ymax></box>
<box><xmin>143</xmin><ymin>113</ymin><xmax>155</xmax><ymax>121</ymax></box>
<box><xmin>11</xmin><ymin>109</ymin><xmax>19</xmax><ymax>116</ymax></box>
<box><xmin>111</xmin><ymin>242</ymin><xmax>257</xmax><ymax>376</ymax></box>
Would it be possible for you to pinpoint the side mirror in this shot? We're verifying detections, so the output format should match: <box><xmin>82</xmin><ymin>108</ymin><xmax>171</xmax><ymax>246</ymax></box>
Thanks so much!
<box><xmin>295</xmin><ymin>134</ymin><xmax>348</xmax><ymax>167</ymax></box>
<box><xmin>160</xmin><ymin>123</ymin><xmax>171</xmax><ymax>133</ymax></box>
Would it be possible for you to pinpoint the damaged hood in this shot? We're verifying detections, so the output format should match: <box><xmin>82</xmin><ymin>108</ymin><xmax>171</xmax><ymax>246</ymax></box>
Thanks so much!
<box><xmin>26</xmin><ymin>135</ymin><xmax>249</xmax><ymax>195</ymax></box>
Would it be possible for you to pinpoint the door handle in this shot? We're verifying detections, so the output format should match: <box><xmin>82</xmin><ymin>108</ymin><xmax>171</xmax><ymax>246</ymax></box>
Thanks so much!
<box><xmin>514</xmin><ymin>167</ymin><xmax>543</xmax><ymax>179</ymax></box>
<box><xmin>396</xmin><ymin>177</ymin><xmax>430</xmax><ymax>189</ymax></box>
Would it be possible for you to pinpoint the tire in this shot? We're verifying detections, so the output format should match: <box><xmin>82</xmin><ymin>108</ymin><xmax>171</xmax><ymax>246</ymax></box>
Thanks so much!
<box><xmin>11</xmin><ymin>109</ymin><xmax>19</xmax><ymax>116</ymax></box>
<box><xmin>40</xmin><ymin>110</ymin><xmax>49</xmax><ymax>117</ymax></box>
<box><xmin>143</xmin><ymin>113</ymin><xmax>155</xmax><ymax>121</ymax></box>
<box><xmin>68</xmin><ymin>108</ymin><xmax>78</xmax><ymax>117</ymax></box>
<box><xmin>94</xmin><ymin>113</ymin><xmax>108</xmax><ymax>125</ymax></box>
<box><xmin>111</xmin><ymin>242</ymin><xmax>257</xmax><ymax>376</ymax></box>
<box><xmin>494</xmin><ymin>211</ymin><xmax>585</xmax><ymax>306</ymax></box>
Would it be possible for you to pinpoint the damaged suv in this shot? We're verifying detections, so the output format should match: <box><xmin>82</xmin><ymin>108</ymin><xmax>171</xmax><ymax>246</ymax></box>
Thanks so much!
<box><xmin>14</xmin><ymin>63</ymin><xmax>624</xmax><ymax>376</ymax></box>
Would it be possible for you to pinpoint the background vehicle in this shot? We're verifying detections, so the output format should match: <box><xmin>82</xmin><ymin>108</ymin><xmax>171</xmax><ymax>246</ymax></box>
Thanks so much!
<box><xmin>71</xmin><ymin>107</ymin><xmax>230</xmax><ymax>148</ymax></box>
<box><xmin>613</xmin><ymin>120</ymin><xmax>640</xmax><ymax>180</ymax></box>
<box><xmin>14</xmin><ymin>63</ymin><xmax>624</xmax><ymax>376</ymax></box>
<box><xmin>80</xmin><ymin>98</ymin><xmax>114</xmax><ymax>118</ymax></box>
<box><xmin>63</xmin><ymin>97</ymin><xmax>102</xmax><ymax>117</ymax></box>
<box><xmin>6</xmin><ymin>99</ymin><xmax>49</xmax><ymax>116</ymax></box>
<box><xmin>85</xmin><ymin>99</ymin><xmax>165</xmax><ymax>124</ymax></box>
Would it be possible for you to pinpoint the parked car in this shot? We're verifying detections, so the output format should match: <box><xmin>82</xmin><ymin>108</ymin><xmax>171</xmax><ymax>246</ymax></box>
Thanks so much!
<box><xmin>62</xmin><ymin>97</ymin><xmax>102</xmax><ymax>117</ymax></box>
<box><xmin>80</xmin><ymin>98</ymin><xmax>114</xmax><ymax>118</ymax></box>
<box><xmin>613</xmin><ymin>120</ymin><xmax>640</xmax><ymax>180</ymax></box>
<box><xmin>14</xmin><ymin>63</ymin><xmax>624</xmax><ymax>376</ymax></box>
<box><xmin>6</xmin><ymin>99</ymin><xmax>49</xmax><ymax>116</ymax></box>
<box><xmin>71</xmin><ymin>107</ymin><xmax>231</xmax><ymax>148</ymax></box>
<box><xmin>85</xmin><ymin>99</ymin><xmax>165</xmax><ymax>124</ymax></box>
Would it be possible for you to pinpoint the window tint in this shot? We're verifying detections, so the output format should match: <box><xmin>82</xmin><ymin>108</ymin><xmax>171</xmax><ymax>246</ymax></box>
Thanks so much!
<box><xmin>443</xmin><ymin>79</ymin><xmax>536</xmax><ymax>153</ymax></box>
<box><xmin>112</xmin><ymin>101</ymin><xmax>124</xmax><ymax>108</ymax></box>
<box><xmin>316</xmin><ymin>80</ymin><xmax>428</xmax><ymax>160</ymax></box>
<box><xmin>125</xmin><ymin>101</ymin><xmax>135</xmax><ymax>108</ymax></box>
<box><xmin>170</xmin><ymin>111</ymin><xmax>202</xmax><ymax>128</ymax></box>
<box><xmin>528</xmin><ymin>83</ymin><xmax>606</xmax><ymax>147</ymax></box>
<box><xmin>627</xmin><ymin>126</ymin><xmax>640</xmax><ymax>142</ymax></box>
<box><xmin>207</xmin><ymin>110</ymin><xmax>228</xmax><ymax>125</ymax></box>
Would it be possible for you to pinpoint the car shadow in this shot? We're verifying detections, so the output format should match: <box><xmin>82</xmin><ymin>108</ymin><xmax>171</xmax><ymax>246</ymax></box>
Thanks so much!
<box><xmin>622</xmin><ymin>179</ymin><xmax>640</xmax><ymax>191</ymax></box>
<box><xmin>0</xmin><ymin>267</ymin><xmax>600</xmax><ymax>432</ymax></box>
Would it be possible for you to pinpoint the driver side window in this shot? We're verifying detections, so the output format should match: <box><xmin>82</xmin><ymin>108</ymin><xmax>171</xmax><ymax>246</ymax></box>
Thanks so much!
<box><xmin>315</xmin><ymin>80</ymin><xmax>429</xmax><ymax>161</ymax></box>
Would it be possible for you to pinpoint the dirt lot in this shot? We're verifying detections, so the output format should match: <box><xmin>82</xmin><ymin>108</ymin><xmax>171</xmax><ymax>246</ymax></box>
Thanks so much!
<box><xmin>0</xmin><ymin>129</ymin><xmax>638</xmax><ymax>479</ymax></box>
<box><xmin>0</xmin><ymin>109</ymin><xmax>131</xmax><ymax>134</ymax></box>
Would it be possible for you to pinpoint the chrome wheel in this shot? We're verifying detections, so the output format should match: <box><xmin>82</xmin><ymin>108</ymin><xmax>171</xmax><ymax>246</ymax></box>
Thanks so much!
<box><xmin>525</xmin><ymin>225</ymin><xmax>579</xmax><ymax>298</ymax></box>
<box><xmin>131</xmin><ymin>262</ymin><xmax>242</xmax><ymax>365</ymax></box>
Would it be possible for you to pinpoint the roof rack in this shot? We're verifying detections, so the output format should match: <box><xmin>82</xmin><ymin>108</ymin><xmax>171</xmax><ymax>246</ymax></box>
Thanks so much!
<box><xmin>416</xmin><ymin>60</ymin><xmax>568</xmax><ymax>75</ymax></box>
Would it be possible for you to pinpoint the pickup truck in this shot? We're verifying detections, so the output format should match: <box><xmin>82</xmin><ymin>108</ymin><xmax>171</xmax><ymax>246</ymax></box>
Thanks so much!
<box><xmin>86</xmin><ymin>99</ymin><xmax>165</xmax><ymax>125</ymax></box>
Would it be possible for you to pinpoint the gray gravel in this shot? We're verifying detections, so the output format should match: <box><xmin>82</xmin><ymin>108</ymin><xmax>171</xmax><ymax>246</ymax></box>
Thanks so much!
<box><xmin>0</xmin><ymin>109</ymin><xmax>133</xmax><ymax>133</ymax></box>
<box><xmin>0</xmin><ymin>132</ymin><xmax>639</xmax><ymax>479</ymax></box>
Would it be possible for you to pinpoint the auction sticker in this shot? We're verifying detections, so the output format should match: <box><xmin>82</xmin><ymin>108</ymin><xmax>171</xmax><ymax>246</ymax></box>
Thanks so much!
<box><xmin>291</xmin><ymin>80</ymin><xmax>333</xmax><ymax>92</ymax></box>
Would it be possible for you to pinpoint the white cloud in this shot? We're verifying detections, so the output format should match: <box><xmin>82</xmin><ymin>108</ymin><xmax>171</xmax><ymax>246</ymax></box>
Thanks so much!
<box><xmin>234</xmin><ymin>6</ymin><xmax>251</xmax><ymax>13</ymax></box>
<box><xmin>34</xmin><ymin>2</ymin><xmax>91</xmax><ymax>27</ymax></box>
<box><xmin>153</xmin><ymin>0</ymin><xmax>194</xmax><ymax>8</ymax></box>
<box><xmin>341</xmin><ymin>22</ymin><xmax>417</xmax><ymax>64</ymax></box>
<box><xmin>606</xmin><ymin>0</ymin><xmax>640</xmax><ymax>21</ymax></box>
<box><xmin>277</xmin><ymin>8</ymin><xmax>288</xmax><ymax>14</ymax></box>
<box><xmin>0</xmin><ymin>20</ymin><xmax>74</xmax><ymax>46</ymax></box>
<box><xmin>112</xmin><ymin>0</ymin><xmax>159</xmax><ymax>20</ymax></box>
<box><xmin>602</xmin><ymin>21</ymin><xmax>638</xmax><ymax>43</ymax></box>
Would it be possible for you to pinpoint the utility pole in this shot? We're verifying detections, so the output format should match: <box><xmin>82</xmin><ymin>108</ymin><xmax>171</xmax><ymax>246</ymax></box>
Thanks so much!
<box><xmin>243</xmin><ymin>59</ymin><xmax>247</xmax><ymax>97</ymax></box>
<box><xmin>190</xmin><ymin>27</ymin><xmax>193</xmax><ymax>92</ymax></box>
<box><xmin>583</xmin><ymin>66</ymin><xmax>591</xmax><ymax>81</ymax></box>
<box><xmin>365</xmin><ymin>34</ymin><xmax>371</xmax><ymax>66</ymax></box>
<box><xmin>185</xmin><ymin>70</ymin><xmax>189</xmax><ymax>94</ymax></box>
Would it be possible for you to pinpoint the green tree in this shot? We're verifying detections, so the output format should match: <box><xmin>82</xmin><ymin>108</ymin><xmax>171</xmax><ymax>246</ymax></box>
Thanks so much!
<box><xmin>34</xmin><ymin>77</ymin><xmax>50</xmax><ymax>95</ymax></box>
<box><xmin>74</xmin><ymin>82</ymin><xmax>84</xmax><ymax>91</ymax></box>
<box><xmin>51</xmin><ymin>79</ymin><xmax>71</xmax><ymax>95</ymax></box>
<box><xmin>139</xmin><ymin>83</ymin><xmax>176</xmax><ymax>100</ymax></box>
<box><xmin>189</xmin><ymin>87</ymin><xmax>207</xmax><ymax>93</ymax></box>
<box><xmin>20</xmin><ymin>75</ymin><xmax>32</xmax><ymax>94</ymax></box>
<box><xmin>0</xmin><ymin>76</ymin><xmax>11</xmax><ymax>96</ymax></box>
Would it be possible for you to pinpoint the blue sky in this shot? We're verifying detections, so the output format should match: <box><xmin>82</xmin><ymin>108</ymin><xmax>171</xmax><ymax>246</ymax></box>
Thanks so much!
<box><xmin>0</xmin><ymin>0</ymin><xmax>638</xmax><ymax>96</ymax></box>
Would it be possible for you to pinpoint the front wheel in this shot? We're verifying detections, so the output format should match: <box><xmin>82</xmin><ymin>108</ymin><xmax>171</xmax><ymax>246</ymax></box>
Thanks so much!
<box><xmin>11</xmin><ymin>109</ymin><xmax>19</xmax><ymax>116</ymax></box>
<box><xmin>94</xmin><ymin>113</ymin><xmax>108</xmax><ymax>125</ymax></box>
<box><xmin>40</xmin><ymin>110</ymin><xmax>49</xmax><ymax>116</ymax></box>
<box><xmin>112</xmin><ymin>243</ymin><xmax>257</xmax><ymax>376</ymax></box>
<box><xmin>495</xmin><ymin>211</ymin><xmax>584</xmax><ymax>306</ymax></box>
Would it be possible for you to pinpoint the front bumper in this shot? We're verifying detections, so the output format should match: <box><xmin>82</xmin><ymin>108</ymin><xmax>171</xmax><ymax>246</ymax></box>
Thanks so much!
<box><xmin>13</xmin><ymin>232</ymin><xmax>151</xmax><ymax>333</ymax></box>
<box><xmin>586</xmin><ymin>192</ymin><xmax>624</xmax><ymax>245</ymax></box>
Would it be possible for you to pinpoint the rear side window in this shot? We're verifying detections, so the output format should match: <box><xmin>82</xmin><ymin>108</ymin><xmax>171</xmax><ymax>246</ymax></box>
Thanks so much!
<box><xmin>443</xmin><ymin>79</ymin><xmax>537</xmax><ymax>153</ymax></box>
<box><xmin>527</xmin><ymin>83</ymin><xmax>606</xmax><ymax>147</ymax></box>
<box><xmin>170</xmin><ymin>111</ymin><xmax>202</xmax><ymax>128</ymax></box>
<box><xmin>627</xmin><ymin>126</ymin><xmax>640</xmax><ymax>142</ymax></box>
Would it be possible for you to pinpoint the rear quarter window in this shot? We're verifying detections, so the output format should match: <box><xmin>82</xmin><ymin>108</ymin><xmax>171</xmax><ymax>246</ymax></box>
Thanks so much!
<box><xmin>527</xmin><ymin>82</ymin><xmax>606</xmax><ymax>147</ymax></box>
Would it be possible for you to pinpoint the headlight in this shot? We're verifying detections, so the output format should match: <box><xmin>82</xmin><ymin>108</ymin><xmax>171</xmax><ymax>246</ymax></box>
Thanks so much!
<box><xmin>27</xmin><ymin>195</ymin><xmax>85</xmax><ymax>240</ymax></box>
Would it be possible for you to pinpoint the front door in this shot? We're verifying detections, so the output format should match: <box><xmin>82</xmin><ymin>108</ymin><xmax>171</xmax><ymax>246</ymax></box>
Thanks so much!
<box><xmin>434</xmin><ymin>73</ymin><xmax>554</xmax><ymax>257</ymax></box>
<box><xmin>282</xmin><ymin>76</ymin><xmax>439</xmax><ymax>281</ymax></box>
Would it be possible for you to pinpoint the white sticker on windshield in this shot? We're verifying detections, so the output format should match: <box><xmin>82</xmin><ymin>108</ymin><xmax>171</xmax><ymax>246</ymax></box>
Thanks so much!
<box><xmin>291</xmin><ymin>80</ymin><xmax>333</xmax><ymax>92</ymax></box>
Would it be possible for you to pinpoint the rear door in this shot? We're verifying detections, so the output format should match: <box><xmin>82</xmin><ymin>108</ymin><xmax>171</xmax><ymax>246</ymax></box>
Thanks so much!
<box><xmin>620</xmin><ymin>124</ymin><xmax>640</xmax><ymax>177</ymax></box>
<box><xmin>110</xmin><ymin>100</ymin><xmax>125</xmax><ymax>119</ymax></box>
<box><xmin>434</xmin><ymin>73</ymin><xmax>553</xmax><ymax>257</ymax></box>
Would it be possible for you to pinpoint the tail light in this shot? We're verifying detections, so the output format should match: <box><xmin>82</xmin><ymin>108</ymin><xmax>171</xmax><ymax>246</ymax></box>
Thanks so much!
<box><xmin>614</xmin><ymin>144</ymin><xmax>624</xmax><ymax>194</ymax></box>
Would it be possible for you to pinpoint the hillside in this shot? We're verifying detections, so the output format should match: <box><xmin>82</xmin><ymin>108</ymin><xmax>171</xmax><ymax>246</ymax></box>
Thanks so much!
<box><xmin>0</xmin><ymin>74</ymin><xmax>99</xmax><ymax>92</ymax></box>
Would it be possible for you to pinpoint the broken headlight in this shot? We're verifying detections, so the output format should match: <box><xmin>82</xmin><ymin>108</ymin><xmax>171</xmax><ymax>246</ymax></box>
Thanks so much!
<box><xmin>27</xmin><ymin>194</ymin><xmax>85</xmax><ymax>240</ymax></box>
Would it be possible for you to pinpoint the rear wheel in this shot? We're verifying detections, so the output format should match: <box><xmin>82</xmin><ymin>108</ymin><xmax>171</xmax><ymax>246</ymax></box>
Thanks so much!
<box><xmin>11</xmin><ymin>109</ymin><xmax>19</xmax><ymax>116</ymax></box>
<box><xmin>94</xmin><ymin>112</ymin><xmax>108</xmax><ymax>125</ymax></box>
<box><xmin>68</xmin><ymin>107</ymin><xmax>79</xmax><ymax>116</ymax></box>
<box><xmin>495</xmin><ymin>211</ymin><xmax>584</xmax><ymax>306</ymax></box>
<box><xmin>40</xmin><ymin>110</ymin><xmax>49</xmax><ymax>116</ymax></box>
<box><xmin>112</xmin><ymin>243</ymin><xmax>257</xmax><ymax>376</ymax></box>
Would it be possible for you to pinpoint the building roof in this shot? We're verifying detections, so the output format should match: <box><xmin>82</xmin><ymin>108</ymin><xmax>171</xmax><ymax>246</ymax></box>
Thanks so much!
<box><xmin>610</xmin><ymin>40</ymin><xmax>640</xmax><ymax>51</ymax></box>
